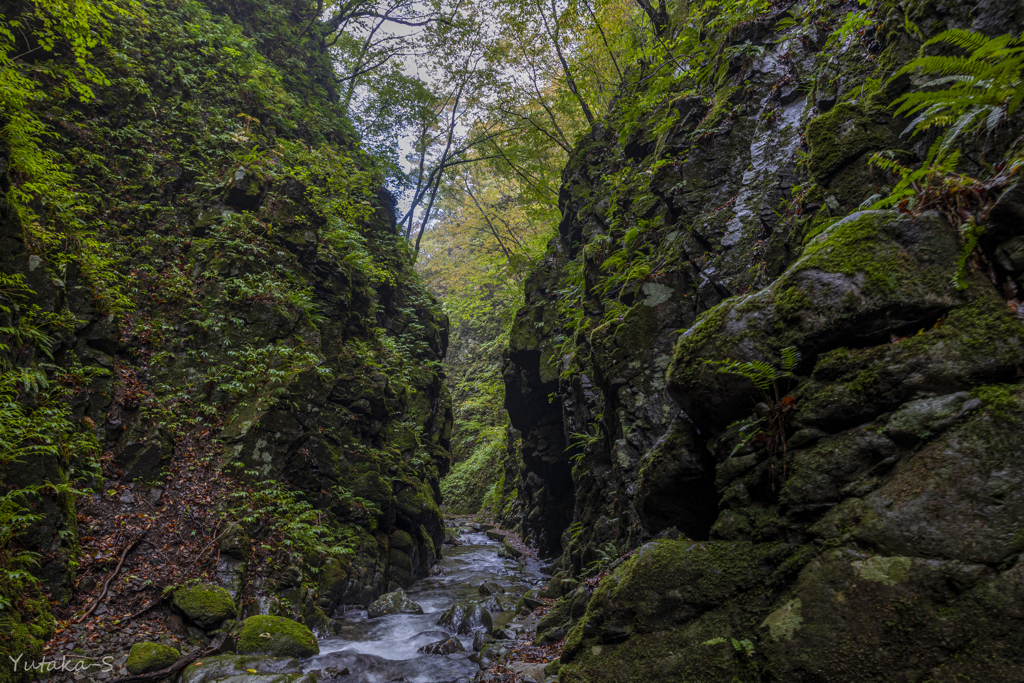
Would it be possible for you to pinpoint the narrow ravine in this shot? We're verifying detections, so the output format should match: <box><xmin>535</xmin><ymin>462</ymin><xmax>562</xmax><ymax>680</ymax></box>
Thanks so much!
<box><xmin>300</xmin><ymin>521</ymin><xmax>549</xmax><ymax>683</ymax></box>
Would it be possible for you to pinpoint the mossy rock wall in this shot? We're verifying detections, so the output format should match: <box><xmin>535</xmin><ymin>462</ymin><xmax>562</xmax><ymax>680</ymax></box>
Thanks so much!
<box><xmin>0</xmin><ymin>0</ymin><xmax>453</xmax><ymax>662</ymax></box>
<box><xmin>501</xmin><ymin>0</ymin><xmax>1024</xmax><ymax>679</ymax></box>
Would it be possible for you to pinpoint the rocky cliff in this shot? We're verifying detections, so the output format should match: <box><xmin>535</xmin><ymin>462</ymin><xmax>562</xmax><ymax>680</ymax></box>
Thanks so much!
<box><xmin>503</xmin><ymin>0</ymin><xmax>1024</xmax><ymax>679</ymax></box>
<box><xmin>0</xmin><ymin>0</ymin><xmax>451</xmax><ymax>672</ymax></box>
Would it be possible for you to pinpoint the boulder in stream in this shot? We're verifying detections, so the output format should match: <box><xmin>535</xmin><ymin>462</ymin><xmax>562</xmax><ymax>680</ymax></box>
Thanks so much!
<box><xmin>479</xmin><ymin>596</ymin><xmax>507</xmax><ymax>613</ymax></box>
<box><xmin>437</xmin><ymin>601</ymin><xmax>493</xmax><ymax>635</ymax></box>
<box><xmin>473</xmin><ymin>632</ymin><xmax>494</xmax><ymax>651</ymax></box>
<box><xmin>498</xmin><ymin>539</ymin><xmax>523</xmax><ymax>560</ymax></box>
<box><xmin>366</xmin><ymin>589</ymin><xmax>425</xmax><ymax>617</ymax></box>
<box><xmin>302</xmin><ymin>651</ymin><xmax>390</xmax><ymax>676</ymax></box>
<box><xmin>478</xmin><ymin>581</ymin><xmax>505</xmax><ymax>595</ymax></box>
<box><xmin>514</xmin><ymin>589</ymin><xmax>544</xmax><ymax>613</ymax></box>
<box><xmin>418</xmin><ymin>637</ymin><xmax>466</xmax><ymax>655</ymax></box>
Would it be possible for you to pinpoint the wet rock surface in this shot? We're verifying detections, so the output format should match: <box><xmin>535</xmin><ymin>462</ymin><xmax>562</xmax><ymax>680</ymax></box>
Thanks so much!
<box><xmin>366</xmin><ymin>589</ymin><xmax>424</xmax><ymax>618</ymax></box>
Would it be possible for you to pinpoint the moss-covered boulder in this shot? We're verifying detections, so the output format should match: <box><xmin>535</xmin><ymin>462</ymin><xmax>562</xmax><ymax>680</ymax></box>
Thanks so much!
<box><xmin>667</xmin><ymin>210</ymin><xmax>964</xmax><ymax>431</ymax></box>
<box><xmin>236</xmin><ymin>615</ymin><xmax>319</xmax><ymax>658</ymax></box>
<box><xmin>366</xmin><ymin>589</ymin><xmax>424</xmax><ymax>618</ymax></box>
<box><xmin>126</xmin><ymin>642</ymin><xmax>180</xmax><ymax>675</ymax></box>
<box><xmin>172</xmin><ymin>584</ymin><xmax>237</xmax><ymax>629</ymax></box>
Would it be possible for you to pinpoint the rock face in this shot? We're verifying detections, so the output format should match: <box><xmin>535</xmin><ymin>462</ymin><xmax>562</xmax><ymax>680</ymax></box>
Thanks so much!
<box><xmin>417</xmin><ymin>637</ymin><xmax>466</xmax><ymax>655</ymax></box>
<box><xmin>501</xmin><ymin>0</ymin><xmax>1024</xmax><ymax>679</ymax></box>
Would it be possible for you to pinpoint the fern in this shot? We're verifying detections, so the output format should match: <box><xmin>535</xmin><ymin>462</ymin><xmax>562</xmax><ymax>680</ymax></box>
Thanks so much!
<box><xmin>891</xmin><ymin>29</ymin><xmax>1024</xmax><ymax>152</ymax></box>
<box><xmin>780</xmin><ymin>346</ymin><xmax>801</xmax><ymax>373</ymax></box>
<box><xmin>867</xmin><ymin>28</ymin><xmax>1024</xmax><ymax>287</ymax></box>
<box><xmin>706</xmin><ymin>347</ymin><xmax>801</xmax><ymax>488</ymax></box>
<box><xmin>705</xmin><ymin>346</ymin><xmax>799</xmax><ymax>393</ymax></box>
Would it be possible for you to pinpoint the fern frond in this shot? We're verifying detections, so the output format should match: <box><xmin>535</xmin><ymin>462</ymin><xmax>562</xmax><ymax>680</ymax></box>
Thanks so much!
<box><xmin>895</xmin><ymin>55</ymin><xmax>1000</xmax><ymax>81</ymax></box>
<box><xmin>780</xmin><ymin>346</ymin><xmax>801</xmax><ymax>372</ymax></box>
<box><xmin>940</xmin><ymin>107</ymin><xmax>986</xmax><ymax>151</ymax></box>
<box><xmin>926</xmin><ymin>28</ymin><xmax>992</xmax><ymax>53</ymax></box>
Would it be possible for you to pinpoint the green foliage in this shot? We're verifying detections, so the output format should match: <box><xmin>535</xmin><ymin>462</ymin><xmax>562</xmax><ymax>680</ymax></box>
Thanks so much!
<box><xmin>891</xmin><ymin>29</ymin><xmax>1024</xmax><ymax>153</ymax></box>
<box><xmin>225</xmin><ymin>473</ymin><xmax>367</xmax><ymax>563</ymax></box>
<box><xmin>707</xmin><ymin>348</ymin><xmax>800</xmax><ymax>486</ymax></box>
<box><xmin>705</xmin><ymin>346</ymin><xmax>800</xmax><ymax>394</ymax></box>
<box><xmin>440</xmin><ymin>432</ymin><xmax>505</xmax><ymax>515</ymax></box>
<box><xmin>216</xmin><ymin>342</ymin><xmax>329</xmax><ymax>402</ymax></box>
<box><xmin>0</xmin><ymin>274</ymin><xmax>97</xmax><ymax>639</ymax></box>
<box><xmin>421</xmin><ymin>167</ymin><xmax>550</xmax><ymax>514</ymax></box>
<box><xmin>971</xmin><ymin>384</ymin><xmax>1024</xmax><ymax>421</ymax></box>
<box><xmin>703</xmin><ymin>636</ymin><xmax>756</xmax><ymax>657</ymax></box>
<box><xmin>1</xmin><ymin>0</ymin><xmax>137</xmax><ymax>316</ymax></box>
<box><xmin>870</xmin><ymin>28</ymin><xmax>1024</xmax><ymax>288</ymax></box>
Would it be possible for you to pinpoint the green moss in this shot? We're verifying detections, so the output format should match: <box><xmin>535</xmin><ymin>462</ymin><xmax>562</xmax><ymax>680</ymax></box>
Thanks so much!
<box><xmin>666</xmin><ymin>299</ymin><xmax>735</xmax><ymax>388</ymax></box>
<box><xmin>560</xmin><ymin>609</ymin><xmax>759</xmax><ymax>683</ymax></box>
<box><xmin>614</xmin><ymin>303</ymin><xmax>659</xmax><ymax>355</ymax></box>
<box><xmin>812</xmin><ymin>347</ymin><xmax>854</xmax><ymax>380</ymax></box>
<box><xmin>236</xmin><ymin>615</ymin><xmax>319</xmax><ymax>658</ymax></box>
<box><xmin>537</xmin><ymin>595</ymin><xmax>573</xmax><ymax>633</ymax></box>
<box><xmin>851</xmin><ymin>555</ymin><xmax>910</xmax><ymax>586</ymax></box>
<box><xmin>0</xmin><ymin>592</ymin><xmax>54</xmax><ymax>683</ymax></box>
<box><xmin>971</xmin><ymin>384</ymin><xmax>1024</xmax><ymax>420</ymax></box>
<box><xmin>805</xmin><ymin>103</ymin><xmax>897</xmax><ymax>183</ymax></box>
<box><xmin>396</xmin><ymin>479</ymin><xmax>442</xmax><ymax>522</ymax></box>
<box><xmin>797</xmin><ymin>211</ymin><xmax>918</xmax><ymax>296</ymax></box>
<box><xmin>172</xmin><ymin>584</ymin><xmax>236</xmax><ymax>629</ymax></box>
<box><xmin>562</xmin><ymin>539</ymin><xmax>806</xmax><ymax>664</ymax></box>
<box><xmin>773</xmin><ymin>285</ymin><xmax>813</xmax><ymax>319</ymax></box>
<box><xmin>797</xmin><ymin>288</ymin><xmax>1024</xmax><ymax>434</ymax></box>
<box><xmin>126</xmin><ymin>642</ymin><xmax>180</xmax><ymax>675</ymax></box>
<box><xmin>418</xmin><ymin>525</ymin><xmax>436</xmax><ymax>558</ymax></box>
<box><xmin>390</xmin><ymin>529</ymin><xmax>415</xmax><ymax>553</ymax></box>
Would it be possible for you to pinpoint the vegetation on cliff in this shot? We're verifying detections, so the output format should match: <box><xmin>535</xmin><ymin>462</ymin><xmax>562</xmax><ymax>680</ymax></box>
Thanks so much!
<box><xmin>0</xmin><ymin>0</ymin><xmax>453</xmax><ymax>673</ymax></box>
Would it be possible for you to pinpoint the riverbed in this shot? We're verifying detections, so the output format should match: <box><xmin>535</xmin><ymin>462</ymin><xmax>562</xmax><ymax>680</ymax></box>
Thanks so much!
<box><xmin>302</xmin><ymin>522</ymin><xmax>549</xmax><ymax>683</ymax></box>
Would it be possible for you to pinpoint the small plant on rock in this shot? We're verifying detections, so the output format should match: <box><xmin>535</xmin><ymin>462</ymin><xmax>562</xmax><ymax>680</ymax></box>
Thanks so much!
<box><xmin>870</xmin><ymin>28</ymin><xmax>1024</xmax><ymax>288</ymax></box>
<box><xmin>705</xmin><ymin>347</ymin><xmax>800</xmax><ymax>490</ymax></box>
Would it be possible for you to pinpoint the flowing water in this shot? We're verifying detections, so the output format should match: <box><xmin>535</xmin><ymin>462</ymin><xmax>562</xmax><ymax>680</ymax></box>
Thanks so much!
<box><xmin>303</xmin><ymin>524</ymin><xmax>548</xmax><ymax>683</ymax></box>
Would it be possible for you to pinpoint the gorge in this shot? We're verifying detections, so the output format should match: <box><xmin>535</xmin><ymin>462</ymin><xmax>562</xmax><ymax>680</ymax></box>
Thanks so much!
<box><xmin>2</xmin><ymin>0</ymin><xmax>1024</xmax><ymax>681</ymax></box>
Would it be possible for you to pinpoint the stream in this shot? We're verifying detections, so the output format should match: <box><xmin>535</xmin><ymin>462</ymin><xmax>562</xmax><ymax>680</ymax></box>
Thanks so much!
<box><xmin>303</xmin><ymin>522</ymin><xmax>549</xmax><ymax>683</ymax></box>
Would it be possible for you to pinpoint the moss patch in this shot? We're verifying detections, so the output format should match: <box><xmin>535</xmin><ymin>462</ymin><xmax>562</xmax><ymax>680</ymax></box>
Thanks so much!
<box><xmin>172</xmin><ymin>584</ymin><xmax>236</xmax><ymax>629</ymax></box>
<box><xmin>237</xmin><ymin>615</ymin><xmax>319</xmax><ymax>658</ymax></box>
<box><xmin>805</xmin><ymin>103</ymin><xmax>897</xmax><ymax>183</ymax></box>
<box><xmin>126</xmin><ymin>642</ymin><xmax>180</xmax><ymax>675</ymax></box>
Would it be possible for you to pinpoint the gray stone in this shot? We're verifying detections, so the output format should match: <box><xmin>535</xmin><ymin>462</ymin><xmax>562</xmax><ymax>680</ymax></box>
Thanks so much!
<box><xmin>366</xmin><ymin>589</ymin><xmax>423</xmax><ymax>618</ymax></box>
<box><xmin>437</xmin><ymin>602</ymin><xmax>493</xmax><ymax>635</ymax></box>
<box><xmin>417</xmin><ymin>637</ymin><xmax>465</xmax><ymax>655</ymax></box>
<box><xmin>881</xmin><ymin>392</ymin><xmax>980</xmax><ymax>446</ymax></box>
